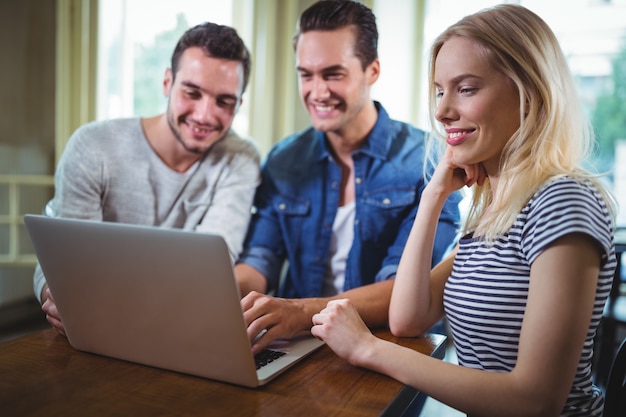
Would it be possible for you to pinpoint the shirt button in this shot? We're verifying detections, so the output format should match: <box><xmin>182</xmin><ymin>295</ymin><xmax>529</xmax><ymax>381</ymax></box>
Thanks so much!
<box><xmin>278</xmin><ymin>203</ymin><xmax>286</xmax><ymax>210</ymax></box>
<box><xmin>355</xmin><ymin>177</ymin><xmax>362</xmax><ymax>184</ymax></box>
<box><xmin>331</xmin><ymin>181</ymin><xmax>338</xmax><ymax>188</ymax></box>
<box><xmin>382</xmin><ymin>198</ymin><xmax>391</xmax><ymax>205</ymax></box>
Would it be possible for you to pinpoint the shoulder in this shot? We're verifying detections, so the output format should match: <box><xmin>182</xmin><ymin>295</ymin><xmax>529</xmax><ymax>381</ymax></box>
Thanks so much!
<box><xmin>61</xmin><ymin>118</ymin><xmax>142</xmax><ymax>162</ymax></box>
<box><xmin>377</xmin><ymin>119</ymin><xmax>428</xmax><ymax>170</ymax></box>
<box><xmin>391</xmin><ymin>120</ymin><xmax>427</xmax><ymax>148</ymax></box>
<box><xmin>372</xmin><ymin>110</ymin><xmax>428</xmax><ymax>162</ymax></box>
<box><xmin>389</xmin><ymin>118</ymin><xmax>427</xmax><ymax>140</ymax></box>
<box><xmin>374</xmin><ymin>102</ymin><xmax>428</xmax><ymax>148</ymax></box>
<box><xmin>68</xmin><ymin>118</ymin><xmax>142</xmax><ymax>148</ymax></box>
<box><xmin>529</xmin><ymin>176</ymin><xmax>609</xmax><ymax>214</ymax></box>
<box><xmin>72</xmin><ymin>118</ymin><xmax>140</xmax><ymax>137</ymax></box>
<box><xmin>520</xmin><ymin>176</ymin><xmax>614</xmax><ymax>257</ymax></box>
<box><xmin>265</xmin><ymin>127</ymin><xmax>319</xmax><ymax>165</ymax></box>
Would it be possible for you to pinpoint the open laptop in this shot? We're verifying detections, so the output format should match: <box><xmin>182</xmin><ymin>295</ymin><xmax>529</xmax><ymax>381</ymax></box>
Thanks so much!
<box><xmin>24</xmin><ymin>214</ymin><xmax>324</xmax><ymax>388</ymax></box>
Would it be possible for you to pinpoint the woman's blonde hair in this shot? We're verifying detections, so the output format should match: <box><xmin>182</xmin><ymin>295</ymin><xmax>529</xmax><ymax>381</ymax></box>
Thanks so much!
<box><xmin>427</xmin><ymin>4</ymin><xmax>615</xmax><ymax>240</ymax></box>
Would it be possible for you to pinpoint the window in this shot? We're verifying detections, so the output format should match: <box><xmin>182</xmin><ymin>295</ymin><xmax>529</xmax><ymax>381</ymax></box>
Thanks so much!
<box><xmin>374</xmin><ymin>0</ymin><xmax>626</xmax><ymax>225</ymax></box>
<box><xmin>96</xmin><ymin>0</ymin><xmax>251</xmax><ymax>135</ymax></box>
<box><xmin>96</xmin><ymin>1</ymin><xmax>626</xmax><ymax>225</ymax></box>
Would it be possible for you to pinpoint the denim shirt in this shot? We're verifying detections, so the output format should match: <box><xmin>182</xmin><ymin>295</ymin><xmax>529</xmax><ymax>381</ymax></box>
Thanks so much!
<box><xmin>238</xmin><ymin>103</ymin><xmax>461</xmax><ymax>298</ymax></box>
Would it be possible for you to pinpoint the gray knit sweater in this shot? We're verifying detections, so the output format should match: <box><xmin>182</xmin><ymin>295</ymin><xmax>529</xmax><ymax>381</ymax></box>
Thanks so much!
<box><xmin>33</xmin><ymin>118</ymin><xmax>260</xmax><ymax>301</ymax></box>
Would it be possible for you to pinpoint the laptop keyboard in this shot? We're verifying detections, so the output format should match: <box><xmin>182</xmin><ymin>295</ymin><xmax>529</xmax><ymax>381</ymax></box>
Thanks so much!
<box><xmin>254</xmin><ymin>349</ymin><xmax>286</xmax><ymax>369</ymax></box>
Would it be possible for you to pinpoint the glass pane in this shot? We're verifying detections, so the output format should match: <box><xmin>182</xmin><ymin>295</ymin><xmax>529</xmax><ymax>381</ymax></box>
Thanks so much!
<box><xmin>413</xmin><ymin>0</ymin><xmax>626</xmax><ymax>224</ymax></box>
<box><xmin>19</xmin><ymin>224</ymin><xmax>35</xmax><ymax>255</ymax></box>
<box><xmin>19</xmin><ymin>184</ymin><xmax>54</xmax><ymax>216</ymax></box>
<box><xmin>97</xmin><ymin>0</ymin><xmax>238</xmax><ymax>127</ymax></box>
<box><xmin>0</xmin><ymin>266</ymin><xmax>37</xmax><ymax>306</ymax></box>
<box><xmin>0</xmin><ymin>224</ymin><xmax>9</xmax><ymax>255</ymax></box>
<box><xmin>0</xmin><ymin>2</ymin><xmax>56</xmax><ymax>177</ymax></box>
<box><xmin>0</xmin><ymin>184</ymin><xmax>8</xmax><ymax>215</ymax></box>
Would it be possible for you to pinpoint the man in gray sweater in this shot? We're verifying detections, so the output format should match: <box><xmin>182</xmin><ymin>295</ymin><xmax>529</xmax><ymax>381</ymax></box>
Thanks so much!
<box><xmin>35</xmin><ymin>22</ymin><xmax>260</xmax><ymax>336</ymax></box>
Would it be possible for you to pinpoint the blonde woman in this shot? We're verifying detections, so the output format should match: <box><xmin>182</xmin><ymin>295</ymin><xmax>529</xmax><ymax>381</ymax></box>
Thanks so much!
<box><xmin>311</xmin><ymin>4</ymin><xmax>617</xmax><ymax>416</ymax></box>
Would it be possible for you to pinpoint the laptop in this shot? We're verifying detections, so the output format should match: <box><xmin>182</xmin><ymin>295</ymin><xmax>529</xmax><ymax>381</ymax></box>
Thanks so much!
<box><xmin>23</xmin><ymin>214</ymin><xmax>324</xmax><ymax>388</ymax></box>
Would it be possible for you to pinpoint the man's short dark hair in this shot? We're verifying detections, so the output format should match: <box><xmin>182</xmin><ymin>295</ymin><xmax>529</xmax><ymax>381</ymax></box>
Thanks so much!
<box><xmin>171</xmin><ymin>22</ymin><xmax>252</xmax><ymax>93</ymax></box>
<box><xmin>293</xmin><ymin>0</ymin><xmax>378</xmax><ymax>70</ymax></box>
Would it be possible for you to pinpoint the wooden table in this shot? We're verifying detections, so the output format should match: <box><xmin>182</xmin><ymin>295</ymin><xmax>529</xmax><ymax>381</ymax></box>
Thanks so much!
<box><xmin>0</xmin><ymin>328</ymin><xmax>446</xmax><ymax>416</ymax></box>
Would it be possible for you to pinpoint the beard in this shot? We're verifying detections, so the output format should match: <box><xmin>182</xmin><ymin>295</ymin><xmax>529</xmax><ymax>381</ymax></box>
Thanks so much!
<box><xmin>166</xmin><ymin>109</ymin><xmax>222</xmax><ymax>155</ymax></box>
<box><xmin>166</xmin><ymin>114</ymin><xmax>205</xmax><ymax>155</ymax></box>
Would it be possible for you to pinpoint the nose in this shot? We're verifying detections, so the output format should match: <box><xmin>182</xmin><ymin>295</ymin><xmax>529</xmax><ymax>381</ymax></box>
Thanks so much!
<box><xmin>310</xmin><ymin>77</ymin><xmax>330</xmax><ymax>100</ymax></box>
<box><xmin>435</xmin><ymin>92</ymin><xmax>457</xmax><ymax>124</ymax></box>
<box><xmin>193</xmin><ymin>97</ymin><xmax>218</xmax><ymax>125</ymax></box>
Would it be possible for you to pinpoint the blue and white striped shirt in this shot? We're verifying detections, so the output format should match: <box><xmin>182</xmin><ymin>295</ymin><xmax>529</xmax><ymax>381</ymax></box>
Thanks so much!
<box><xmin>444</xmin><ymin>177</ymin><xmax>616</xmax><ymax>416</ymax></box>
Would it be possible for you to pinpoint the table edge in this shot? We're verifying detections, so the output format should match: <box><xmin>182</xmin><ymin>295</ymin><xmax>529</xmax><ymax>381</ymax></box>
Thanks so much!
<box><xmin>379</xmin><ymin>332</ymin><xmax>447</xmax><ymax>417</ymax></box>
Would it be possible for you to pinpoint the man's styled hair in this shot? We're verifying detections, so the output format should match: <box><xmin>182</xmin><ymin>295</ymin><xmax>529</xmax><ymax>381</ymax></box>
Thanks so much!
<box><xmin>171</xmin><ymin>22</ymin><xmax>252</xmax><ymax>93</ymax></box>
<box><xmin>293</xmin><ymin>0</ymin><xmax>378</xmax><ymax>70</ymax></box>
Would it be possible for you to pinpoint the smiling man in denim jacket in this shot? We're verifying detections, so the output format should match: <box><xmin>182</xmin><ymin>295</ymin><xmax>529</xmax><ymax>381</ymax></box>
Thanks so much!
<box><xmin>235</xmin><ymin>0</ymin><xmax>460</xmax><ymax>354</ymax></box>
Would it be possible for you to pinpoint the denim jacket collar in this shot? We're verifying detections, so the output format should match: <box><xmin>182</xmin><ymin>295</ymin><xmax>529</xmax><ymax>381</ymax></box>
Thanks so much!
<box><xmin>315</xmin><ymin>101</ymin><xmax>391</xmax><ymax>163</ymax></box>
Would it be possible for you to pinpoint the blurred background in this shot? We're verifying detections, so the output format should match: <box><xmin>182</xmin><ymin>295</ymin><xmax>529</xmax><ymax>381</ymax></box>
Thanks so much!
<box><xmin>1</xmin><ymin>0</ymin><xmax>625</xmax><ymax>340</ymax></box>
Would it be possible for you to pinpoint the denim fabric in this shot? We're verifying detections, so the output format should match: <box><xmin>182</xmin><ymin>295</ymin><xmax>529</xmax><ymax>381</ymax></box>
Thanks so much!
<box><xmin>238</xmin><ymin>103</ymin><xmax>461</xmax><ymax>298</ymax></box>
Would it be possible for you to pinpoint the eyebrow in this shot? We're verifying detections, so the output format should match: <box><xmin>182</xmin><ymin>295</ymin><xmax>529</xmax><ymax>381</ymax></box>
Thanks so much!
<box><xmin>434</xmin><ymin>73</ymin><xmax>482</xmax><ymax>88</ymax></box>
<box><xmin>296</xmin><ymin>64</ymin><xmax>346</xmax><ymax>73</ymax></box>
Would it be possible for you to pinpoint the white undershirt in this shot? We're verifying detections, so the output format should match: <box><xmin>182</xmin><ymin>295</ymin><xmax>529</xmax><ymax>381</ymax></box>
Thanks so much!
<box><xmin>321</xmin><ymin>201</ymin><xmax>355</xmax><ymax>296</ymax></box>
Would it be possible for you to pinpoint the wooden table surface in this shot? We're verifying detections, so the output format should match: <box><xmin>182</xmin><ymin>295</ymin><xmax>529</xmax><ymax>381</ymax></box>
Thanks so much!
<box><xmin>0</xmin><ymin>328</ymin><xmax>446</xmax><ymax>417</ymax></box>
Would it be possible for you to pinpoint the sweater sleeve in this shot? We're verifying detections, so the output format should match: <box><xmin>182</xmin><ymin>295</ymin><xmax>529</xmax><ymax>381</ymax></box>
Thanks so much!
<box><xmin>194</xmin><ymin>134</ymin><xmax>261</xmax><ymax>263</ymax></box>
<box><xmin>32</xmin><ymin>122</ymin><xmax>108</xmax><ymax>302</ymax></box>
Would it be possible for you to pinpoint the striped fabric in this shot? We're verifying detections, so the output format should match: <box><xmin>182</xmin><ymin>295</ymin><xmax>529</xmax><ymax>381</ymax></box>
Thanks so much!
<box><xmin>443</xmin><ymin>177</ymin><xmax>616</xmax><ymax>416</ymax></box>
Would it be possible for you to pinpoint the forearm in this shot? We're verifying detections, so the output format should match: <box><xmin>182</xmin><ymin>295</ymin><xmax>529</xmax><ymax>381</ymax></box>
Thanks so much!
<box><xmin>390</xmin><ymin>187</ymin><xmax>450</xmax><ymax>335</ymax></box>
<box><xmin>362</xmin><ymin>340</ymin><xmax>562</xmax><ymax>417</ymax></box>
<box><xmin>288</xmin><ymin>280</ymin><xmax>394</xmax><ymax>335</ymax></box>
<box><xmin>329</xmin><ymin>279</ymin><xmax>393</xmax><ymax>328</ymax></box>
<box><xmin>234</xmin><ymin>263</ymin><xmax>268</xmax><ymax>297</ymax></box>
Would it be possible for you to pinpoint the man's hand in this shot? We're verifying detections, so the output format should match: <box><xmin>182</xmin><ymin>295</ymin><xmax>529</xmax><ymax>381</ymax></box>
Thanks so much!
<box><xmin>41</xmin><ymin>284</ymin><xmax>66</xmax><ymax>337</ymax></box>
<box><xmin>241</xmin><ymin>291</ymin><xmax>323</xmax><ymax>355</ymax></box>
